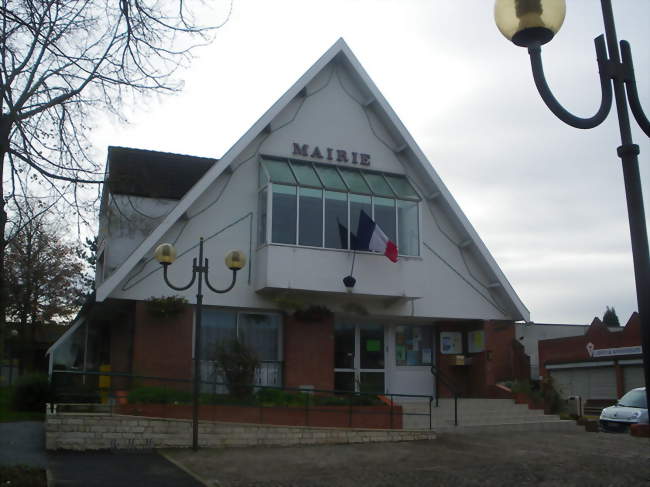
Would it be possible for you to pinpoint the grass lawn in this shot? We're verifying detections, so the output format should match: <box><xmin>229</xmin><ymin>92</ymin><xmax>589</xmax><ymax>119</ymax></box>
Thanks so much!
<box><xmin>0</xmin><ymin>387</ymin><xmax>44</xmax><ymax>422</ymax></box>
<box><xmin>0</xmin><ymin>466</ymin><xmax>47</xmax><ymax>486</ymax></box>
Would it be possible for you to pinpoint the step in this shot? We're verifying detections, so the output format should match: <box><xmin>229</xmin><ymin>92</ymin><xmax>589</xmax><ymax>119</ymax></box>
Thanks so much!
<box><xmin>433</xmin><ymin>419</ymin><xmax>582</xmax><ymax>435</ymax></box>
<box><xmin>404</xmin><ymin>414</ymin><xmax>563</xmax><ymax>429</ymax></box>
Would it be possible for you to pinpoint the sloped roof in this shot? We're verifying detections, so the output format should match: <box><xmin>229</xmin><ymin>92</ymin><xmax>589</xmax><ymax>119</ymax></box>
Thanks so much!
<box><xmin>107</xmin><ymin>146</ymin><xmax>216</xmax><ymax>199</ymax></box>
<box><xmin>96</xmin><ymin>38</ymin><xmax>529</xmax><ymax>321</ymax></box>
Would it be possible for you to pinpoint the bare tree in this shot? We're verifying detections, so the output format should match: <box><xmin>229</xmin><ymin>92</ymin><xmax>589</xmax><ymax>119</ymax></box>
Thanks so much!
<box><xmin>6</xmin><ymin>206</ymin><xmax>87</xmax><ymax>371</ymax></box>
<box><xmin>0</xmin><ymin>0</ymin><xmax>232</xmax><ymax>359</ymax></box>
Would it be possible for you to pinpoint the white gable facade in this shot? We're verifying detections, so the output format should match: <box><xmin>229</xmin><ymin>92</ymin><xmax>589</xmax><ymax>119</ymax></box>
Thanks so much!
<box><xmin>49</xmin><ymin>40</ymin><xmax>529</xmax><ymax>400</ymax></box>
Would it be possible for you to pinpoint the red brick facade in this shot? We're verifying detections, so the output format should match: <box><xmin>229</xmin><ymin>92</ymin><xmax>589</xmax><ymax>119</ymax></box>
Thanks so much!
<box><xmin>132</xmin><ymin>301</ymin><xmax>194</xmax><ymax>383</ymax></box>
<box><xmin>435</xmin><ymin>320</ymin><xmax>529</xmax><ymax>398</ymax></box>
<box><xmin>282</xmin><ymin>315</ymin><xmax>335</xmax><ymax>391</ymax></box>
<box><xmin>538</xmin><ymin>313</ymin><xmax>641</xmax><ymax>377</ymax></box>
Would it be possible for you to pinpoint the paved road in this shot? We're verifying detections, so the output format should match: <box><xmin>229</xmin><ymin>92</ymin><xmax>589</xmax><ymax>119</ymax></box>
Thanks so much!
<box><xmin>0</xmin><ymin>421</ymin><xmax>48</xmax><ymax>468</ymax></box>
<box><xmin>1</xmin><ymin>421</ymin><xmax>204</xmax><ymax>486</ymax></box>
<box><xmin>166</xmin><ymin>430</ymin><xmax>650</xmax><ymax>487</ymax></box>
<box><xmin>48</xmin><ymin>450</ymin><xmax>205</xmax><ymax>487</ymax></box>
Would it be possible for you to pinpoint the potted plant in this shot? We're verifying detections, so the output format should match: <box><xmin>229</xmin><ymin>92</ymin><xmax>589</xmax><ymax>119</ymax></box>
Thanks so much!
<box><xmin>145</xmin><ymin>295</ymin><xmax>188</xmax><ymax>319</ymax></box>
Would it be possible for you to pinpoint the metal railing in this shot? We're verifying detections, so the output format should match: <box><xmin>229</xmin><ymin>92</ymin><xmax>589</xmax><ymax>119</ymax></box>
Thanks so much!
<box><xmin>430</xmin><ymin>363</ymin><xmax>460</xmax><ymax>426</ymax></box>
<box><xmin>49</xmin><ymin>369</ymin><xmax>434</xmax><ymax>430</ymax></box>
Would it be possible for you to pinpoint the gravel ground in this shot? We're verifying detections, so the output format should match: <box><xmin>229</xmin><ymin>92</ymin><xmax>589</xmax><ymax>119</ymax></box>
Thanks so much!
<box><xmin>164</xmin><ymin>430</ymin><xmax>650</xmax><ymax>487</ymax></box>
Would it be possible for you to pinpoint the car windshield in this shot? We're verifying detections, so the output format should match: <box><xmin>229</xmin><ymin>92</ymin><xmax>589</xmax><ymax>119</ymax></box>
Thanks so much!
<box><xmin>618</xmin><ymin>389</ymin><xmax>647</xmax><ymax>409</ymax></box>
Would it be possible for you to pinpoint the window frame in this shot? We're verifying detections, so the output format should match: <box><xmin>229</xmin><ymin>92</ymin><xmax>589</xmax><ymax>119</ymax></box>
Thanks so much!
<box><xmin>258</xmin><ymin>155</ymin><xmax>421</xmax><ymax>256</ymax></box>
<box><xmin>199</xmin><ymin>308</ymin><xmax>284</xmax><ymax>363</ymax></box>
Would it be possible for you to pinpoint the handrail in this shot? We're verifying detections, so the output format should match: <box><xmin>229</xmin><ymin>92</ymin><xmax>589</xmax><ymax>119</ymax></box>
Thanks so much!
<box><xmin>430</xmin><ymin>363</ymin><xmax>460</xmax><ymax>426</ymax></box>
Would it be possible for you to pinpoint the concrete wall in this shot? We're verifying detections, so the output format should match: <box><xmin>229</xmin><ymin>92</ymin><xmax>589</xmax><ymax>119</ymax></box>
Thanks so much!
<box><xmin>46</xmin><ymin>413</ymin><xmax>436</xmax><ymax>451</ymax></box>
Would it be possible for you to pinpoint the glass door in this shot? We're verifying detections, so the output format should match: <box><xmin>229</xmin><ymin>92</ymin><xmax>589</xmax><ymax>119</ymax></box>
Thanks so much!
<box><xmin>334</xmin><ymin>323</ymin><xmax>385</xmax><ymax>393</ymax></box>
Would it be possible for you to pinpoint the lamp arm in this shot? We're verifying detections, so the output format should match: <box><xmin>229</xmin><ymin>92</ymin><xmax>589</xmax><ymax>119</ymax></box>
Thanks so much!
<box><xmin>620</xmin><ymin>41</ymin><xmax>650</xmax><ymax>138</ymax></box>
<box><xmin>204</xmin><ymin>262</ymin><xmax>238</xmax><ymax>294</ymax></box>
<box><xmin>161</xmin><ymin>260</ymin><xmax>198</xmax><ymax>291</ymax></box>
<box><xmin>527</xmin><ymin>35</ymin><xmax>612</xmax><ymax>130</ymax></box>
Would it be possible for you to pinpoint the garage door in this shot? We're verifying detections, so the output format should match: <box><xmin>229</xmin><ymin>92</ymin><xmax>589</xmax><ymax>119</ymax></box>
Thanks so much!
<box><xmin>623</xmin><ymin>366</ymin><xmax>645</xmax><ymax>391</ymax></box>
<box><xmin>550</xmin><ymin>367</ymin><xmax>617</xmax><ymax>400</ymax></box>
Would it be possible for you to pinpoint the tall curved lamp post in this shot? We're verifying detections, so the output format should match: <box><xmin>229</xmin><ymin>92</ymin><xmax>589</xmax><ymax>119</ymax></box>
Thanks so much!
<box><xmin>154</xmin><ymin>238</ymin><xmax>246</xmax><ymax>450</ymax></box>
<box><xmin>495</xmin><ymin>0</ymin><xmax>650</xmax><ymax>416</ymax></box>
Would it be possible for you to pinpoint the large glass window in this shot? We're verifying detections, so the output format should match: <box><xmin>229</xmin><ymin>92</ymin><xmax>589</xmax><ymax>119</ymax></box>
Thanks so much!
<box><xmin>325</xmin><ymin>191</ymin><xmax>348</xmax><ymax>249</ymax></box>
<box><xmin>395</xmin><ymin>325</ymin><xmax>433</xmax><ymax>366</ymax></box>
<box><xmin>397</xmin><ymin>200</ymin><xmax>419</xmax><ymax>256</ymax></box>
<box><xmin>373</xmin><ymin>197</ymin><xmax>396</xmax><ymax>244</ymax></box>
<box><xmin>299</xmin><ymin>188</ymin><xmax>323</xmax><ymax>246</ymax></box>
<box><xmin>261</xmin><ymin>156</ymin><xmax>420</xmax><ymax>255</ymax></box>
<box><xmin>201</xmin><ymin>310</ymin><xmax>281</xmax><ymax>362</ymax></box>
<box><xmin>349</xmin><ymin>194</ymin><xmax>371</xmax><ymax>249</ymax></box>
<box><xmin>271</xmin><ymin>185</ymin><xmax>297</xmax><ymax>244</ymax></box>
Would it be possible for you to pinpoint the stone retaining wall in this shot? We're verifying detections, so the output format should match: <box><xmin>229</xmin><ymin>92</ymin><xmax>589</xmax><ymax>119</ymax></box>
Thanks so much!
<box><xmin>46</xmin><ymin>413</ymin><xmax>436</xmax><ymax>451</ymax></box>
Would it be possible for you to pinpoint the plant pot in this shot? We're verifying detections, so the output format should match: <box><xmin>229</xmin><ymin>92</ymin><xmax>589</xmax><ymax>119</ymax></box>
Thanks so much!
<box><xmin>514</xmin><ymin>392</ymin><xmax>528</xmax><ymax>404</ymax></box>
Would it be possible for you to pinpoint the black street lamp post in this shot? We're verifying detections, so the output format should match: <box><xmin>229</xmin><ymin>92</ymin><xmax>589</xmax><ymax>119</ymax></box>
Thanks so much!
<box><xmin>495</xmin><ymin>0</ymin><xmax>650</xmax><ymax>416</ymax></box>
<box><xmin>154</xmin><ymin>238</ymin><xmax>246</xmax><ymax>450</ymax></box>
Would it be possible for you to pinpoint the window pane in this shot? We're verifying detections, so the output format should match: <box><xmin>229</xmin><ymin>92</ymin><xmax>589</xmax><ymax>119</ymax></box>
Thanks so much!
<box><xmin>299</xmin><ymin>188</ymin><xmax>323</xmax><ymax>247</ymax></box>
<box><xmin>201</xmin><ymin>310</ymin><xmax>237</xmax><ymax>361</ymax></box>
<box><xmin>373</xmin><ymin>197</ymin><xmax>396</xmax><ymax>244</ymax></box>
<box><xmin>238</xmin><ymin>313</ymin><xmax>280</xmax><ymax>362</ymax></box>
<box><xmin>272</xmin><ymin>185</ymin><xmax>297</xmax><ymax>244</ymax></box>
<box><xmin>360</xmin><ymin>324</ymin><xmax>384</xmax><ymax>369</ymax></box>
<box><xmin>290</xmin><ymin>161</ymin><xmax>322</xmax><ymax>187</ymax></box>
<box><xmin>364</xmin><ymin>173</ymin><xmax>394</xmax><ymax>197</ymax></box>
<box><xmin>325</xmin><ymin>191</ymin><xmax>348</xmax><ymax>249</ymax></box>
<box><xmin>398</xmin><ymin>200</ymin><xmax>419</xmax><ymax>256</ymax></box>
<box><xmin>335</xmin><ymin>372</ymin><xmax>355</xmax><ymax>393</ymax></box>
<box><xmin>339</xmin><ymin>168</ymin><xmax>371</xmax><ymax>194</ymax></box>
<box><xmin>258</xmin><ymin>189</ymin><xmax>267</xmax><ymax>245</ymax></box>
<box><xmin>395</xmin><ymin>325</ymin><xmax>433</xmax><ymax>366</ymax></box>
<box><xmin>315</xmin><ymin>165</ymin><xmax>347</xmax><ymax>190</ymax></box>
<box><xmin>335</xmin><ymin>323</ymin><xmax>355</xmax><ymax>369</ymax></box>
<box><xmin>262</xmin><ymin>159</ymin><xmax>296</xmax><ymax>185</ymax></box>
<box><xmin>360</xmin><ymin>372</ymin><xmax>384</xmax><ymax>394</ymax></box>
<box><xmin>349</xmin><ymin>194</ymin><xmax>371</xmax><ymax>249</ymax></box>
<box><xmin>385</xmin><ymin>175</ymin><xmax>419</xmax><ymax>200</ymax></box>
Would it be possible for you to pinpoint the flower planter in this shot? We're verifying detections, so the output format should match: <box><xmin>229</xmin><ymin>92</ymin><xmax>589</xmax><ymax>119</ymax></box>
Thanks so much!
<box><xmin>514</xmin><ymin>393</ymin><xmax>528</xmax><ymax>404</ymax></box>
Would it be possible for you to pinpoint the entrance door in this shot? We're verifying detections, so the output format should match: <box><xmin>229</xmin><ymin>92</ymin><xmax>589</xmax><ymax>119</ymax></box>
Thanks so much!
<box><xmin>334</xmin><ymin>323</ymin><xmax>385</xmax><ymax>393</ymax></box>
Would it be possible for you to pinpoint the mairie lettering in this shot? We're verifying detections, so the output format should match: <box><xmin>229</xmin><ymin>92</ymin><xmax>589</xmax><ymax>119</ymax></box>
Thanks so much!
<box><xmin>292</xmin><ymin>142</ymin><xmax>370</xmax><ymax>166</ymax></box>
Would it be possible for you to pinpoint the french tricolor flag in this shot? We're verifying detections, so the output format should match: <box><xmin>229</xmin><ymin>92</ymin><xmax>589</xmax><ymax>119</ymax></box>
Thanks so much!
<box><xmin>355</xmin><ymin>210</ymin><xmax>399</xmax><ymax>262</ymax></box>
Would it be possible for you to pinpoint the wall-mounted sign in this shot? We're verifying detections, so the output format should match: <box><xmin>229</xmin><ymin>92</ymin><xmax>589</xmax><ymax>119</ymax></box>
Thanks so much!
<box><xmin>468</xmin><ymin>330</ymin><xmax>485</xmax><ymax>354</ymax></box>
<box><xmin>440</xmin><ymin>331</ymin><xmax>462</xmax><ymax>355</ymax></box>
<box><xmin>292</xmin><ymin>142</ymin><xmax>371</xmax><ymax>166</ymax></box>
<box><xmin>590</xmin><ymin>345</ymin><xmax>642</xmax><ymax>358</ymax></box>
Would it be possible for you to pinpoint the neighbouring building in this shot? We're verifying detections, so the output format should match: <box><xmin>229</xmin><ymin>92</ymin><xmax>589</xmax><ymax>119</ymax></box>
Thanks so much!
<box><xmin>515</xmin><ymin>321</ymin><xmax>590</xmax><ymax>380</ymax></box>
<box><xmin>539</xmin><ymin>313</ymin><xmax>643</xmax><ymax>401</ymax></box>
<box><xmin>46</xmin><ymin>39</ymin><xmax>533</xmax><ymax>401</ymax></box>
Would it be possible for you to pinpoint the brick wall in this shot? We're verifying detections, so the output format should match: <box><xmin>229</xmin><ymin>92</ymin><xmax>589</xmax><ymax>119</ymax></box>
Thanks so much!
<box><xmin>538</xmin><ymin>314</ymin><xmax>641</xmax><ymax>377</ymax></box>
<box><xmin>132</xmin><ymin>301</ymin><xmax>193</xmax><ymax>383</ymax></box>
<box><xmin>283</xmin><ymin>314</ymin><xmax>334</xmax><ymax>390</ymax></box>
<box><xmin>45</xmin><ymin>413</ymin><xmax>435</xmax><ymax>451</ymax></box>
<box><xmin>435</xmin><ymin>321</ymin><xmax>524</xmax><ymax>398</ymax></box>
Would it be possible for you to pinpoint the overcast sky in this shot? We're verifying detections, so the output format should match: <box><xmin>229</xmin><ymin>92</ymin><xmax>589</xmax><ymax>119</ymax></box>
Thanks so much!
<box><xmin>92</xmin><ymin>1</ymin><xmax>649</xmax><ymax>325</ymax></box>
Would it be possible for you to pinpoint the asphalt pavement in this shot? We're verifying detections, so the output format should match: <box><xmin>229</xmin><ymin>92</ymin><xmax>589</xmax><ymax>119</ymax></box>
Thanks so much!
<box><xmin>48</xmin><ymin>450</ymin><xmax>205</xmax><ymax>487</ymax></box>
<box><xmin>1</xmin><ymin>421</ymin><xmax>204</xmax><ymax>486</ymax></box>
<box><xmin>0</xmin><ymin>421</ymin><xmax>48</xmax><ymax>468</ymax></box>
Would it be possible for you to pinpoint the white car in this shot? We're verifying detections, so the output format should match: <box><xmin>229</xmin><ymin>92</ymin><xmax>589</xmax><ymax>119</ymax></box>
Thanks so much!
<box><xmin>599</xmin><ymin>387</ymin><xmax>648</xmax><ymax>432</ymax></box>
